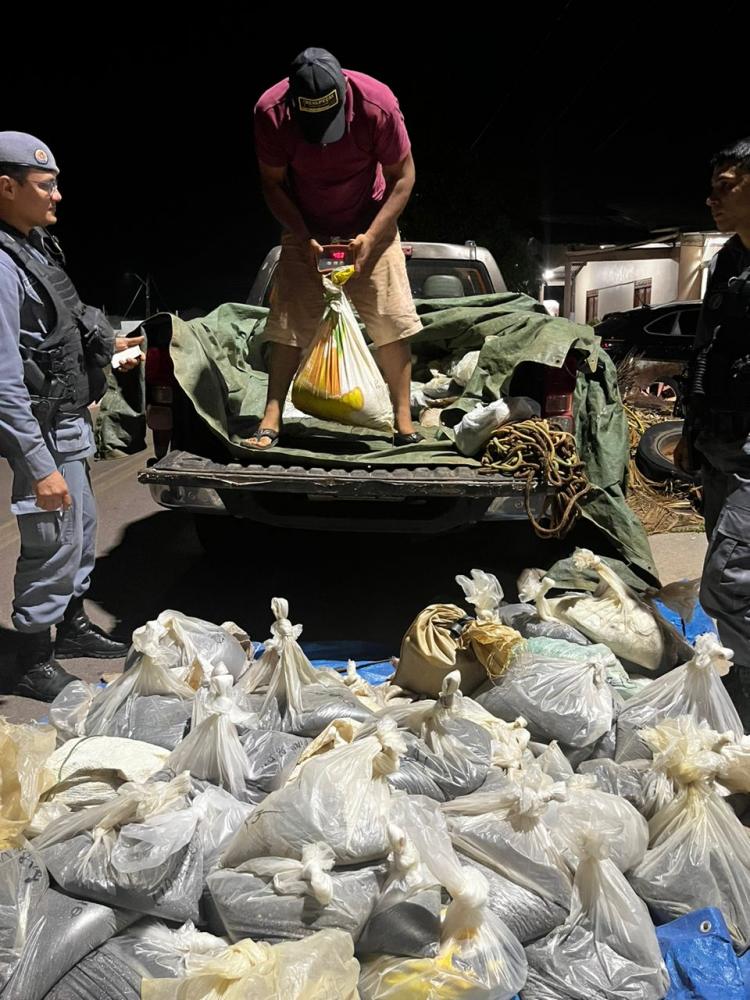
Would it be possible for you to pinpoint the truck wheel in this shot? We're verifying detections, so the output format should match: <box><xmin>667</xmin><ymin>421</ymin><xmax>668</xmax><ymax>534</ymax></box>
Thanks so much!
<box><xmin>636</xmin><ymin>419</ymin><xmax>696</xmax><ymax>483</ymax></box>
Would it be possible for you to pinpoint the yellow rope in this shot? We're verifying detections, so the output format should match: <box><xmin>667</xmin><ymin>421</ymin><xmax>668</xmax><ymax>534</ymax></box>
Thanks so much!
<box><xmin>478</xmin><ymin>419</ymin><xmax>593</xmax><ymax>539</ymax></box>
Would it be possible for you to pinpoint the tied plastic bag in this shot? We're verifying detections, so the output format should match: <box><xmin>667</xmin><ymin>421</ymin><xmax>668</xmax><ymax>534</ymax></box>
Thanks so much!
<box><xmin>541</xmin><ymin>770</ymin><xmax>650</xmax><ymax>872</ymax></box>
<box><xmin>235</xmin><ymin>598</ymin><xmax>373</xmax><ymax>736</ymax></box>
<box><xmin>629</xmin><ymin>717</ymin><xmax>750</xmax><ymax>950</ymax></box>
<box><xmin>449</xmin><ymin>349</ymin><xmax>481</xmax><ymax>387</ymax></box>
<box><xmin>43</xmin><ymin>919</ymin><xmax>231</xmax><ymax>1000</ymax></box>
<box><xmin>0</xmin><ymin>720</ymin><xmax>56</xmax><ymax>850</ymax></box>
<box><xmin>359</xmin><ymin>795</ymin><xmax>527</xmax><ymax>1000</ymax></box>
<box><xmin>140</xmin><ymin>927</ymin><xmax>361</xmax><ymax>1000</ymax></box>
<box><xmin>395</xmin><ymin>603</ymin><xmax>486</xmax><ymax>696</ymax></box>
<box><xmin>341</xmin><ymin>661</ymin><xmax>412</xmax><ymax>712</ymax></box>
<box><xmin>457</xmin><ymin>852</ymin><xmax>568</xmax><ymax>946</ymax></box>
<box><xmin>518</xmin><ymin>549</ymin><xmax>693</xmax><ymax>672</ymax></box>
<box><xmin>616</xmin><ymin>633</ymin><xmax>744</xmax><ymax>762</ymax></box>
<box><xmin>378</xmin><ymin>671</ymin><xmax>492</xmax><ymax>799</ymax></box>
<box><xmin>453</xmin><ymin>396</ymin><xmax>540</xmax><ymax>456</ymax></box>
<box><xmin>125</xmin><ymin>610</ymin><xmax>249</xmax><ymax>682</ymax></box>
<box><xmin>221</xmin><ymin>719</ymin><xmax>405</xmax><ymax>868</ymax></box>
<box><xmin>291</xmin><ymin>267</ymin><xmax>394</xmax><ymax>433</ymax></box>
<box><xmin>455</xmin><ymin>569</ymin><xmax>525</xmax><ymax>679</ymax></box>
<box><xmin>357</xmin><ymin>824</ymin><xmax>441</xmax><ymax>959</ymax></box>
<box><xmin>49</xmin><ymin>680</ymin><xmax>99</xmax><ymax>741</ymax></box>
<box><xmin>35</xmin><ymin>772</ymin><xmax>205</xmax><ymax>923</ymax></box>
<box><xmin>83</xmin><ymin>639</ymin><xmax>194</xmax><ymax>748</ymax></box>
<box><xmin>166</xmin><ymin>674</ymin><xmax>254</xmax><ymax>800</ymax></box>
<box><xmin>0</xmin><ymin>887</ymin><xmax>138</xmax><ymax>1000</ymax></box>
<box><xmin>476</xmin><ymin>646</ymin><xmax>614</xmax><ymax>748</ymax></box>
<box><xmin>33</xmin><ymin>736</ymin><xmax>170</xmax><ymax>820</ymax></box>
<box><xmin>444</xmin><ymin>769</ymin><xmax>573</xmax><ymax>909</ymax></box>
<box><xmin>523</xmin><ymin>830</ymin><xmax>669</xmax><ymax>999</ymax></box>
<box><xmin>0</xmin><ymin>847</ymin><xmax>48</xmax><ymax>991</ymax></box>
<box><xmin>207</xmin><ymin>842</ymin><xmax>384</xmax><ymax>944</ymax></box>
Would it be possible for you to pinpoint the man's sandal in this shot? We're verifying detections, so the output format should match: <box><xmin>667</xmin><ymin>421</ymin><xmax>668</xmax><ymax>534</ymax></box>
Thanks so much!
<box><xmin>245</xmin><ymin>427</ymin><xmax>281</xmax><ymax>451</ymax></box>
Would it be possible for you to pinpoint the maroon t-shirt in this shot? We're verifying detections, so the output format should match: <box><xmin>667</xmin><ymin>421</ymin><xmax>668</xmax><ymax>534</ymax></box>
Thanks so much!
<box><xmin>254</xmin><ymin>69</ymin><xmax>411</xmax><ymax>237</ymax></box>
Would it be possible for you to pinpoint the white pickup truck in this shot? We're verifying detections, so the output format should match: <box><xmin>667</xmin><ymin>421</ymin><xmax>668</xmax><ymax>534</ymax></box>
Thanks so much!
<box><xmin>138</xmin><ymin>241</ymin><xmax>578</xmax><ymax>553</ymax></box>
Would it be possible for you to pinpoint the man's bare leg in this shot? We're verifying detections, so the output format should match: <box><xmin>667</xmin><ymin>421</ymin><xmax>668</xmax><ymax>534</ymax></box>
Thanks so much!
<box><xmin>245</xmin><ymin>342</ymin><xmax>301</xmax><ymax>448</ymax></box>
<box><xmin>378</xmin><ymin>339</ymin><xmax>416</xmax><ymax>436</ymax></box>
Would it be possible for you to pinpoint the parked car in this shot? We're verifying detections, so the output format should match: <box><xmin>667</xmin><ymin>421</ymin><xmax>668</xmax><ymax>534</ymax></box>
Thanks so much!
<box><xmin>597</xmin><ymin>300</ymin><xmax>700</xmax><ymax>363</ymax></box>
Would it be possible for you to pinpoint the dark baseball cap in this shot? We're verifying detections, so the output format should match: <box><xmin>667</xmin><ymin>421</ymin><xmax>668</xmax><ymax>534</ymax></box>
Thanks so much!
<box><xmin>288</xmin><ymin>48</ymin><xmax>346</xmax><ymax>145</ymax></box>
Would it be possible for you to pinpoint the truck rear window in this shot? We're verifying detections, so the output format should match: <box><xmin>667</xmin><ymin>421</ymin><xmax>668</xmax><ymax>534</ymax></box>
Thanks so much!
<box><xmin>406</xmin><ymin>260</ymin><xmax>492</xmax><ymax>298</ymax></box>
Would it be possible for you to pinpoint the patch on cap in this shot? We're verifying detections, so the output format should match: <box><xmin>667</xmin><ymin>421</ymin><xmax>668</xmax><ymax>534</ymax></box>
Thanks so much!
<box><xmin>34</xmin><ymin>148</ymin><xmax>49</xmax><ymax>165</ymax></box>
<box><xmin>297</xmin><ymin>90</ymin><xmax>339</xmax><ymax>114</ymax></box>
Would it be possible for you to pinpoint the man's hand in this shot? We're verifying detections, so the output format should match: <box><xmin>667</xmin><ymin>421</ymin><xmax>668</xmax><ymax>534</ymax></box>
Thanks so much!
<box><xmin>34</xmin><ymin>471</ymin><xmax>72</xmax><ymax>511</ymax></box>
<box><xmin>306</xmin><ymin>237</ymin><xmax>324</xmax><ymax>272</ymax></box>
<box><xmin>349</xmin><ymin>233</ymin><xmax>375</xmax><ymax>276</ymax></box>
<box><xmin>673</xmin><ymin>434</ymin><xmax>697</xmax><ymax>474</ymax></box>
<box><xmin>114</xmin><ymin>334</ymin><xmax>145</xmax><ymax>372</ymax></box>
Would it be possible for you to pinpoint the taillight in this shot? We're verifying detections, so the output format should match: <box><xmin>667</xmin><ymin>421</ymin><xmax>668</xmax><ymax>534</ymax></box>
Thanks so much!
<box><xmin>543</xmin><ymin>353</ymin><xmax>578</xmax><ymax>433</ymax></box>
<box><xmin>145</xmin><ymin>346</ymin><xmax>175</xmax><ymax>457</ymax></box>
<box><xmin>145</xmin><ymin>346</ymin><xmax>174</xmax><ymax>387</ymax></box>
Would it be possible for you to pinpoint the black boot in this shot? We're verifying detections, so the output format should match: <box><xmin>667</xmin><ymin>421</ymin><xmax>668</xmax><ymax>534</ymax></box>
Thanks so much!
<box><xmin>55</xmin><ymin>597</ymin><xmax>129</xmax><ymax>660</ymax></box>
<box><xmin>13</xmin><ymin>629</ymin><xmax>78</xmax><ymax>702</ymax></box>
<box><xmin>722</xmin><ymin>664</ymin><xmax>750</xmax><ymax>735</ymax></box>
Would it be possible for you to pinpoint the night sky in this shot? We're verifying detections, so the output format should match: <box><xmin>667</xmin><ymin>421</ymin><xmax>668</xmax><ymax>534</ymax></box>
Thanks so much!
<box><xmin>12</xmin><ymin>4</ymin><xmax>745</xmax><ymax>315</ymax></box>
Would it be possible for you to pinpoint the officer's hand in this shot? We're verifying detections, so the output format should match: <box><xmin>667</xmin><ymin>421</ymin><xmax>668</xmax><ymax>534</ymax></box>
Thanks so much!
<box><xmin>115</xmin><ymin>334</ymin><xmax>145</xmax><ymax>352</ymax></box>
<box><xmin>34</xmin><ymin>471</ymin><xmax>72</xmax><ymax>511</ymax></box>
<box><xmin>673</xmin><ymin>435</ymin><xmax>695</xmax><ymax>474</ymax></box>
<box><xmin>306</xmin><ymin>238</ymin><xmax>324</xmax><ymax>273</ymax></box>
<box><xmin>349</xmin><ymin>232</ymin><xmax>374</xmax><ymax>276</ymax></box>
<box><xmin>114</xmin><ymin>334</ymin><xmax>145</xmax><ymax>372</ymax></box>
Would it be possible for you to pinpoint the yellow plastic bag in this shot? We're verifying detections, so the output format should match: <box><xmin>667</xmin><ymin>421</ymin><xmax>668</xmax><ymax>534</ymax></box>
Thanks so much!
<box><xmin>291</xmin><ymin>267</ymin><xmax>394</xmax><ymax>433</ymax></box>
<box><xmin>0</xmin><ymin>719</ymin><xmax>56</xmax><ymax>849</ymax></box>
<box><xmin>142</xmin><ymin>928</ymin><xmax>360</xmax><ymax>1000</ymax></box>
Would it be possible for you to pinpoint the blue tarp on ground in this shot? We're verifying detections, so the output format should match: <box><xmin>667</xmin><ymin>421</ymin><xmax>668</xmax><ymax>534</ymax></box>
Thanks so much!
<box><xmin>656</xmin><ymin>908</ymin><xmax>749</xmax><ymax>1000</ymax></box>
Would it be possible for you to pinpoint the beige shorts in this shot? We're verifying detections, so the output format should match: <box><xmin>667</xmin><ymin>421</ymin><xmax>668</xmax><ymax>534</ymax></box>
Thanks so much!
<box><xmin>263</xmin><ymin>231</ymin><xmax>423</xmax><ymax>349</ymax></box>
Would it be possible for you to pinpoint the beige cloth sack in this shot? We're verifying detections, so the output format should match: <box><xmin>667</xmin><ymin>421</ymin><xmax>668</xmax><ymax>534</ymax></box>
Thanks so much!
<box><xmin>396</xmin><ymin>604</ymin><xmax>486</xmax><ymax>696</ymax></box>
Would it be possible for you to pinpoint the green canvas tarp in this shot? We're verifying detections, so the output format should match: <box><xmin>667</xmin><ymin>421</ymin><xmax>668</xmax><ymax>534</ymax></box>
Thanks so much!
<box><xmin>99</xmin><ymin>291</ymin><xmax>656</xmax><ymax>582</ymax></box>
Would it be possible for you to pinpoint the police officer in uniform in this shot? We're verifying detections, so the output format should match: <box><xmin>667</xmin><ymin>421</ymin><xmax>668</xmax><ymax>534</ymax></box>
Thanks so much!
<box><xmin>0</xmin><ymin>132</ymin><xmax>140</xmax><ymax>702</ymax></box>
<box><xmin>677</xmin><ymin>137</ymin><xmax>750</xmax><ymax>728</ymax></box>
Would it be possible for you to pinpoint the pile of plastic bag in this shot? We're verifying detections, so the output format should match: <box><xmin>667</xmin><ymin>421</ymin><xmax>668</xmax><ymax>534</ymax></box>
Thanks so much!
<box><xmin>2</xmin><ymin>554</ymin><xmax>749</xmax><ymax>999</ymax></box>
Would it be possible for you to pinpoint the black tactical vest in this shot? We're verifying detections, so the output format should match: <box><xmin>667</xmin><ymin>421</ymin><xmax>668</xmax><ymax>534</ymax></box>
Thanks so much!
<box><xmin>0</xmin><ymin>224</ymin><xmax>113</xmax><ymax>425</ymax></box>
<box><xmin>694</xmin><ymin>241</ymin><xmax>750</xmax><ymax>416</ymax></box>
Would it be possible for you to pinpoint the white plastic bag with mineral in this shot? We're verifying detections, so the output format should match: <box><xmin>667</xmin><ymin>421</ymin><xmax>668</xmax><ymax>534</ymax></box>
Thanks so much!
<box><xmin>235</xmin><ymin>598</ymin><xmax>373</xmax><ymax>736</ymax></box>
<box><xmin>0</xmin><ymin>847</ymin><xmax>48</xmax><ymax>992</ymax></box>
<box><xmin>443</xmin><ymin>768</ymin><xmax>573</xmax><ymax>908</ymax></box>
<box><xmin>166</xmin><ymin>673</ymin><xmax>254</xmax><ymax>800</ymax></box>
<box><xmin>83</xmin><ymin>638</ymin><xmax>194</xmax><ymax>744</ymax></box>
<box><xmin>221</xmin><ymin>719</ymin><xmax>405</xmax><ymax>868</ymax></box>
<box><xmin>476</xmin><ymin>646</ymin><xmax>614</xmax><ymax>747</ymax></box>
<box><xmin>33</xmin><ymin>735</ymin><xmax>169</xmax><ymax>818</ymax></box>
<box><xmin>140</xmin><ymin>927</ymin><xmax>360</xmax><ymax>1000</ymax></box>
<box><xmin>628</xmin><ymin>716</ymin><xmax>750</xmax><ymax>950</ymax></box>
<box><xmin>35</xmin><ymin>773</ymin><xmax>205</xmax><ymax>924</ymax></box>
<box><xmin>542</xmin><ymin>772</ymin><xmax>649</xmax><ymax>872</ymax></box>
<box><xmin>48</xmin><ymin>680</ymin><xmax>99</xmax><ymax>741</ymax></box>
<box><xmin>378</xmin><ymin>671</ymin><xmax>492</xmax><ymax>798</ymax></box>
<box><xmin>127</xmin><ymin>610</ymin><xmax>249</xmax><ymax>682</ymax></box>
<box><xmin>356</xmin><ymin>823</ymin><xmax>441</xmax><ymax>958</ymax></box>
<box><xmin>208</xmin><ymin>842</ymin><xmax>384</xmax><ymax>945</ymax></box>
<box><xmin>450</xmin><ymin>349</ymin><xmax>481</xmax><ymax>387</ymax></box>
<box><xmin>359</xmin><ymin>794</ymin><xmax>527</xmax><ymax>1000</ymax></box>
<box><xmin>616</xmin><ymin>632</ymin><xmax>744</xmax><ymax>761</ymax></box>
<box><xmin>524</xmin><ymin>830</ymin><xmax>669</xmax><ymax>1000</ymax></box>
<box><xmin>453</xmin><ymin>396</ymin><xmax>540</xmax><ymax>456</ymax></box>
<box><xmin>518</xmin><ymin>549</ymin><xmax>693</xmax><ymax>672</ymax></box>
